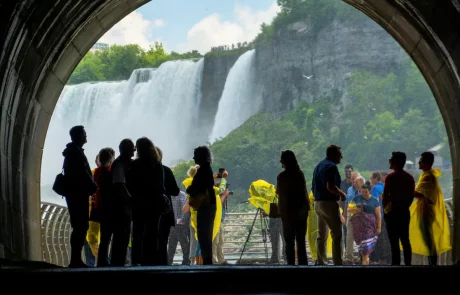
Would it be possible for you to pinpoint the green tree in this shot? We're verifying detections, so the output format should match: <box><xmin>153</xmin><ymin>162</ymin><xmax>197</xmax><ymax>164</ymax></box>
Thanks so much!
<box><xmin>97</xmin><ymin>44</ymin><xmax>146</xmax><ymax>80</ymax></box>
<box><xmin>68</xmin><ymin>43</ymin><xmax>203</xmax><ymax>85</ymax></box>
<box><xmin>68</xmin><ymin>52</ymin><xmax>105</xmax><ymax>84</ymax></box>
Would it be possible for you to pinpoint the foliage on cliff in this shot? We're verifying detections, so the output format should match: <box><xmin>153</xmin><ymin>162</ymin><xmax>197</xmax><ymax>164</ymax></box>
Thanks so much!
<box><xmin>68</xmin><ymin>42</ymin><xmax>202</xmax><ymax>84</ymax></box>
<box><xmin>69</xmin><ymin>1</ymin><xmax>367</xmax><ymax>81</ymax></box>
<box><xmin>206</xmin><ymin>0</ymin><xmax>367</xmax><ymax>56</ymax></box>
<box><xmin>173</xmin><ymin>59</ymin><xmax>451</xmax><ymax>207</ymax></box>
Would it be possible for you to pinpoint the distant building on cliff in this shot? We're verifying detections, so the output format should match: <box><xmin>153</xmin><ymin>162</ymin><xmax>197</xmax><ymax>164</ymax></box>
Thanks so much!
<box><xmin>406</xmin><ymin>143</ymin><xmax>448</xmax><ymax>170</ymax></box>
<box><xmin>90</xmin><ymin>42</ymin><xmax>109</xmax><ymax>53</ymax></box>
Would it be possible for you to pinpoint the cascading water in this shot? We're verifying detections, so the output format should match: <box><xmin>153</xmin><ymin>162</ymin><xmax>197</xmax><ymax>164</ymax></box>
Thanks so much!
<box><xmin>209</xmin><ymin>49</ymin><xmax>261</xmax><ymax>142</ymax></box>
<box><xmin>41</xmin><ymin>51</ymin><xmax>261</xmax><ymax>205</ymax></box>
<box><xmin>41</xmin><ymin>59</ymin><xmax>205</xmax><ymax>194</ymax></box>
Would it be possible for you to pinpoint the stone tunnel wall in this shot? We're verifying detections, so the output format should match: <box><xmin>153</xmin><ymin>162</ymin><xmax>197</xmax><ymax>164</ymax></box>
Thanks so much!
<box><xmin>1</xmin><ymin>0</ymin><xmax>460</xmax><ymax>262</ymax></box>
<box><xmin>0</xmin><ymin>0</ymin><xmax>150</xmax><ymax>260</ymax></box>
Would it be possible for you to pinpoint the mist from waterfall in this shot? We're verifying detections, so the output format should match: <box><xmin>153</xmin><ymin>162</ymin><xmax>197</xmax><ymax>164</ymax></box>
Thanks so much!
<box><xmin>209</xmin><ymin>49</ymin><xmax>261</xmax><ymax>142</ymax></box>
<box><xmin>41</xmin><ymin>59</ymin><xmax>205</xmax><ymax>191</ymax></box>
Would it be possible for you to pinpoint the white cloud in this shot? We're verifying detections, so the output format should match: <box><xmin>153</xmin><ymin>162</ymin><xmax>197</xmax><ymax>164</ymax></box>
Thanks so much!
<box><xmin>177</xmin><ymin>2</ymin><xmax>279</xmax><ymax>53</ymax></box>
<box><xmin>98</xmin><ymin>11</ymin><xmax>165</xmax><ymax>49</ymax></box>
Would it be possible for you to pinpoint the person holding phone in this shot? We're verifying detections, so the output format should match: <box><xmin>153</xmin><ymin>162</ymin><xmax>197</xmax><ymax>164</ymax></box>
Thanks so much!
<box><xmin>212</xmin><ymin>168</ymin><xmax>230</xmax><ymax>264</ymax></box>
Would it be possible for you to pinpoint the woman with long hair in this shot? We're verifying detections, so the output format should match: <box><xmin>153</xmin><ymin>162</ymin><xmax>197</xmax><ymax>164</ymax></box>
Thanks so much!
<box><xmin>186</xmin><ymin>146</ymin><xmax>216</xmax><ymax>265</ymax></box>
<box><xmin>128</xmin><ymin>137</ymin><xmax>179</xmax><ymax>266</ymax></box>
<box><xmin>276</xmin><ymin>150</ymin><xmax>310</xmax><ymax>265</ymax></box>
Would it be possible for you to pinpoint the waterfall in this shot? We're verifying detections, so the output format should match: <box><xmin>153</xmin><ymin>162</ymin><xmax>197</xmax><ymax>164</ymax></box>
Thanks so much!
<box><xmin>209</xmin><ymin>49</ymin><xmax>261</xmax><ymax>142</ymax></box>
<box><xmin>41</xmin><ymin>59</ymin><xmax>205</xmax><ymax>189</ymax></box>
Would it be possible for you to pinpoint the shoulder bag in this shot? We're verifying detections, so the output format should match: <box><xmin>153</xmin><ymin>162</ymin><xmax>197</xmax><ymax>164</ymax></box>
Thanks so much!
<box><xmin>53</xmin><ymin>163</ymin><xmax>67</xmax><ymax>197</ymax></box>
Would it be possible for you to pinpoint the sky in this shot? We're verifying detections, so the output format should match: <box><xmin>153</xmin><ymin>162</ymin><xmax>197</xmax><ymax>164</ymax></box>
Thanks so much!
<box><xmin>98</xmin><ymin>0</ymin><xmax>280</xmax><ymax>54</ymax></box>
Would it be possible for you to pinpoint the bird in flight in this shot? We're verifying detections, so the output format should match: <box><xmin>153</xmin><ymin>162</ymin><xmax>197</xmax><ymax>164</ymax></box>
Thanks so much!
<box><xmin>303</xmin><ymin>74</ymin><xmax>313</xmax><ymax>79</ymax></box>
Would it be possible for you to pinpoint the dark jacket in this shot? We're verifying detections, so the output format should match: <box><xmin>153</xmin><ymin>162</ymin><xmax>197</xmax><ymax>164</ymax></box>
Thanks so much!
<box><xmin>94</xmin><ymin>166</ymin><xmax>114</xmax><ymax>218</ymax></box>
<box><xmin>186</xmin><ymin>163</ymin><xmax>216</xmax><ymax>205</ymax></box>
<box><xmin>62</xmin><ymin>142</ymin><xmax>96</xmax><ymax>196</ymax></box>
<box><xmin>111</xmin><ymin>155</ymin><xmax>132</xmax><ymax>207</ymax></box>
<box><xmin>128</xmin><ymin>159</ymin><xmax>180</xmax><ymax>220</ymax></box>
<box><xmin>276</xmin><ymin>169</ymin><xmax>310</xmax><ymax>215</ymax></box>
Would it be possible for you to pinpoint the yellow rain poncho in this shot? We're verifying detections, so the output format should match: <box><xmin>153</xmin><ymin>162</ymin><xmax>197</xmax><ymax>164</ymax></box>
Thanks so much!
<box><xmin>306</xmin><ymin>191</ymin><xmax>333</xmax><ymax>260</ymax></box>
<box><xmin>248</xmin><ymin>180</ymin><xmax>277</xmax><ymax>214</ymax></box>
<box><xmin>183</xmin><ymin>177</ymin><xmax>222</xmax><ymax>241</ymax></box>
<box><xmin>86</xmin><ymin>187</ymin><xmax>100</xmax><ymax>257</ymax></box>
<box><xmin>406</xmin><ymin>169</ymin><xmax>451</xmax><ymax>256</ymax></box>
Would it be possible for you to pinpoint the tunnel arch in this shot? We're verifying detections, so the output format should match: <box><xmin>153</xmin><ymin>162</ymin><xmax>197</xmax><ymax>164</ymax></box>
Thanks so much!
<box><xmin>0</xmin><ymin>0</ymin><xmax>150</xmax><ymax>260</ymax></box>
<box><xmin>0</xmin><ymin>0</ymin><xmax>459</xmax><ymax>263</ymax></box>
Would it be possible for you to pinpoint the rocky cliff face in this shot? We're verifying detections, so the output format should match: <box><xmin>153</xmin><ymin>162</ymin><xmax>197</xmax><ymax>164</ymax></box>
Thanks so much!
<box><xmin>254</xmin><ymin>17</ymin><xmax>407</xmax><ymax>112</ymax></box>
<box><xmin>198</xmin><ymin>15</ymin><xmax>408</xmax><ymax>124</ymax></box>
<box><xmin>198</xmin><ymin>54</ymin><xmax>241</xmax><ymax>141</ymax></box>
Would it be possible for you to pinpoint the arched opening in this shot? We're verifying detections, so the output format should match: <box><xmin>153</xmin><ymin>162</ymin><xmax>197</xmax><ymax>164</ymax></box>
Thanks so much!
<box><xmin>1</xmin><ymin>0</ymin><xmax>459</xmax><ymax>265</ymax></box>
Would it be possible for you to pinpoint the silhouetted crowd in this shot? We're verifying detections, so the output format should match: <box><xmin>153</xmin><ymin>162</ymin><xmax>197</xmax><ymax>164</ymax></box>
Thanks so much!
<box><xmin>55</xmin><ymin>126</ymin><xmax>450</xmax><ymax>268</ymax></box>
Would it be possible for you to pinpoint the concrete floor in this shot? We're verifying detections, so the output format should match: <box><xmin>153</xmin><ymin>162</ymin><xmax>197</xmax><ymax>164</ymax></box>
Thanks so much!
<box><xmin>1</xmin><ymin>259</ymin><xmax>459</xmax><ymax>294</ymax></box>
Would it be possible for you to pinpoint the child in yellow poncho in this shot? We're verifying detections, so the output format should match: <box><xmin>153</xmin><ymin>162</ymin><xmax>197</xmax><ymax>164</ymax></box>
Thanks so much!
<box><xmin>407</xmin><ymin>164</ymin><xmax>451</xmax><ymax>264</ymax></box>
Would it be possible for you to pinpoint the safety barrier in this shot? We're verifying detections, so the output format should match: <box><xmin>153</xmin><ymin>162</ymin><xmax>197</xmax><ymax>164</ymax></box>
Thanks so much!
<box><xmin>40</xmin><ymin>202</ymin><xmax>71</xmax><ymax>266</ymax></box>
<box><xmin>40</xmin><ymin>199</ymin><xmax>454</xmax><ymax>266</ymax></box>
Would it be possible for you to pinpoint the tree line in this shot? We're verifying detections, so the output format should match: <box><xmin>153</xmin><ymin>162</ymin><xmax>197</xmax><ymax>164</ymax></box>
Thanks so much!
<box><xmin>68</xmin><ymin>42</ymin><xmax>202</xmax><ymax>85</ymax></box>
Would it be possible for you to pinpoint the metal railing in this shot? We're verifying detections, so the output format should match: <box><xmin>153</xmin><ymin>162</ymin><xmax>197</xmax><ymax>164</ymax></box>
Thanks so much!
<box><xmin>40</xmin><ymin>199</ymin><xmax>455</xmax><ymax>267</ymax></box>
<box><xmin>40</xmin><ymin>202</ymin><xmax>71</xmax><ymax>266</ymax></box>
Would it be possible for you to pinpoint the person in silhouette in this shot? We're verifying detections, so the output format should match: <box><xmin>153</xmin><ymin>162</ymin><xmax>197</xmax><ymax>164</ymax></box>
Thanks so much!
<box><xmin>186</xmin><ymin>146</ymin><xmax>216</xmax><ymax>265</ymax></box>
<box><xmin>382</xmin><ymin>151</ymin><xmax>415</xmax><ymax>265</ymax></box>
<box><xmin>312</xmin><ymin>144</ymin><xmax>346</xmax><ymax>265</ymax></box>
<box><xmin>155</xmin><ymin>146</ymin><xmax>179</xmax><ymax>265</ymax></box>
<box><xmin>109</xmin><ymin>139</ymin><xmax>135</xmax><ymax>266</ymax></box>
<box><xmin>84</xmin><ymin>155</ymin><xmax>101</xmax><ymax>267</ymax></box>
<box><xmin>95</xmin><ymin>148</ymin><xmax>116</xmax><ymax>267</ymax></box>
<box><xmin>276</xmin><ymin>150</ymin><xmax>309</xmax><ymax>265</ymax></box>
<box><xmin>128</xmin><ymin>138</ymin><xmax>179</xmax><ymax>266</ymax></box>
<box><xmin>62</xmin><ymin>125</ymin><xmax>97</xmax><ymax>268</ymax></box>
